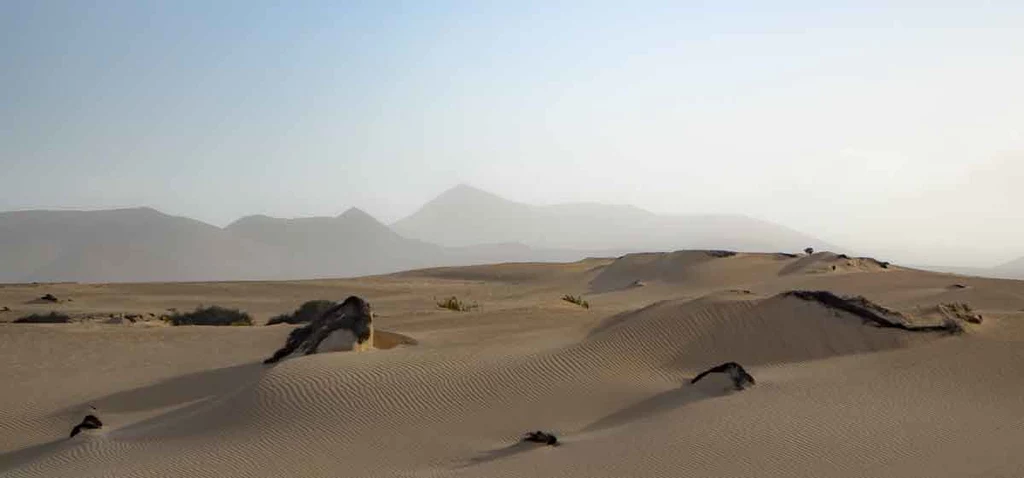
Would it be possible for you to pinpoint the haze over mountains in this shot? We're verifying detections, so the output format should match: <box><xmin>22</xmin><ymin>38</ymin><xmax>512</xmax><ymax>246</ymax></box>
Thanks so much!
<box><xmin>1</xmin><ymin>184</ymin><xmax>1020</xmax><ymax>283</ymax></box>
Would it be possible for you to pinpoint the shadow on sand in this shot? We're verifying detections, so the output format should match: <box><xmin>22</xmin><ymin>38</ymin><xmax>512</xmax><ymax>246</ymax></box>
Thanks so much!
<box><xmin>582</xmin><ymin>381</ymin><xmax>733</xmax><ymax>433</ymax></box>
<box><xmin>0</xmin><ymin>361</ymin><xmax>268</xmax><ymax>472</ymax></box>
<box><xmin>461</xmin><ymin>440</ymin><xmax>559</xmax><ymax>469</ymax></box>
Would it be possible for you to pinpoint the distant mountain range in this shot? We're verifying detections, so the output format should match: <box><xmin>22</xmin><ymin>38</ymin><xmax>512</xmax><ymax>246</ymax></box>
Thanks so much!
<box><xmin>0</xmin><ymin>184</ymin><xmax>866</xmax><ymax>283</ymax></box>
<box><xmin>907</xmin><ymin>257</ymin><xmax>1024</xmax><ymax>281</ymax></box>
<box><xmin>394</xmin><ymin>184</ymin><xmax>836</xmax><ymax>253</ymax></box>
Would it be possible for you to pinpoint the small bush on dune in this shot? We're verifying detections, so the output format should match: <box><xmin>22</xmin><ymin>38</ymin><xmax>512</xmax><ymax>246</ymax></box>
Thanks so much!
<box><xmin>267</xmin><ymin>299</ymin><xmax>335</xmax><ymax>325</ymax></box>
<box><xmin>562</xmin><ymin>294</ymin><xmax>590</xmax><ymax>309</ymax></box>
<box><xmin>14</xmin><ymin>312</ymin><xmax>72</xmax><ymax>323</ymax></box>
<box><xmin>169</xmin><ymin>306</ymin><xmax>252</xmax><ymax>326</ymax></box>
<box><xmin>437</xmin><ymin>296</ymin><xmax>477</xmax><ymax>312</ymax></box>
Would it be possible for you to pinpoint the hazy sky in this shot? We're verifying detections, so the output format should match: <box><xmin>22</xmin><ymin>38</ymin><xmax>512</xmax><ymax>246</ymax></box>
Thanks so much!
<box><xmin>2</xmin><ymin>1</ymin><xmax>1022</xmax><ymax>266</ymax></box>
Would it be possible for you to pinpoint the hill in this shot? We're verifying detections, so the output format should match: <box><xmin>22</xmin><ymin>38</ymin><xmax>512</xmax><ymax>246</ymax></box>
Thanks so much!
<box><xmin>0</xmin><ymin>208</ymin><xmax>279</xmax><ymax>283</ymax></box>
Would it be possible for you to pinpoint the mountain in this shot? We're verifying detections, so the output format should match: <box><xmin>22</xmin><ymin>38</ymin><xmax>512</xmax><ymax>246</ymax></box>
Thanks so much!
<box><xmin>225</xmin><ymin>208</ymin><xmax>444</xmax><ymax>278</ymax></box>
<box><xmin>993</xmin><ymin>257</ymin><xmax>1024</xmax><ymax>279</ymax></box>
<box><xmin>393</xmin><ymin>184</ymin><xmax>834</xmax><ymax>254</ymax></box>
<box><xmin>0</xmin><ymin>208</ymin><xmax>279</xmax><ymax>283</ymax></box>
<box><xmin>0</xmin><ymin>206</ymin><xmax>585</xmax><ymax>283</ymax></box>
<box><xmin>0</xmin><ymin>186</ymin><xmax>842</xmax><ymax>283</ymax></box>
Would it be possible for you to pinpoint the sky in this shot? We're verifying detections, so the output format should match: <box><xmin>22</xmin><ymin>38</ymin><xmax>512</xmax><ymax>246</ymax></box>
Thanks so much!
<box><xmin>2</xmin><ymin>1</ymin><xmax>1023</xmax><ymax>267</ymax></box>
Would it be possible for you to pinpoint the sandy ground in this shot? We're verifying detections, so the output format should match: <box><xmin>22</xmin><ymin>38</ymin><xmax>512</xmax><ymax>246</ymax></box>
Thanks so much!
<box><xmin>2</xmin><ymin>251</ymin><xmax>1024</xmax><ymax>477</ymax></box>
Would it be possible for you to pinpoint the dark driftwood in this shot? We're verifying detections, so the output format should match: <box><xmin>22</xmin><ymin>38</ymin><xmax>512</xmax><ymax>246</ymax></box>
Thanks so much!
<box><xmin>783</xmin><ymin>291</ymin><xmax>960</xmax><ymax>333</ymax></box>
<box><xmin>522</xmin><ymin>431</ymin><xmax>558</xmax><ymax>446</ymax></box>
<box><xmin>691</xmin><ymin>362</ymin><xmax>755</xmax><ymax>390</ymax></box>
<box><xmin>70</xmin><ymin>414</ymin><xmax>102</xmax><ymax>438</ymax></box>
<box><xmin>264</xmin><ymin>296</ymin><xmax>373</xmax><ymax>364</ymax></box>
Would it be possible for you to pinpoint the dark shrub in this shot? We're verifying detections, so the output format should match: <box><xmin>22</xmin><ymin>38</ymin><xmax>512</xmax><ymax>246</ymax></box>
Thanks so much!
<box><xmin>707</xmin><ymin>250</ymin><xmax>737</xmax><ymax>258</ymax></box>
<box><xmin>15</xmin><ymin>312</ymin><xmax>71</xmax><ymax>323</ymax></box>
<box><xmin>169</xmin><ymin>306</ymin><xmax>252</xmax><ymax>326</ymax></box>
<box><xmin>437</xmin><ymin>296</ymin><xmax>477</xmax><ymax>312</ymax></box>
<box><xmin>267</xmin><ymin>299</ymin><xmax>336</xmax><ymax>325</ymax></box>
<box><xmin>804</xmin><ymin>247</ymin><xmax>814</xmax><ymax>255</ymax></box>
<box><xmin>562</xmin><ymin>294</ymin><xmax>590</xmax><ymax>309</ymax></box>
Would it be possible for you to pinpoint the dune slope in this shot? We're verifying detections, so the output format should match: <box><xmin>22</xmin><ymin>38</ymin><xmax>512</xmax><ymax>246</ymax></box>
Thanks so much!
<box><xmin>2</xmin><ymin>251</ymin><xmax>1024</xmax><ymax>478</ymax></box>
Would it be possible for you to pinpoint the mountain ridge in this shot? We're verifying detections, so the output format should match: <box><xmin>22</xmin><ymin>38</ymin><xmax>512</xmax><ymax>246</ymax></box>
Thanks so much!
<box><xmin>2</xmin><ymin>184</ymin><xmax>852</xmax><ymax>283</ymax></box>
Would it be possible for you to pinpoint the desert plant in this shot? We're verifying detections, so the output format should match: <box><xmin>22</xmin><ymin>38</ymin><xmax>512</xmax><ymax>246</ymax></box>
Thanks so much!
<box><xmin>436</xmin><ymin>296</ymin><xmax>477</xmax><ymax>312</ymax></box>
<box><xmin>267</xmin><ymin>299</ymin><xmax>335</xmax><ymax>325</ymax></box>
<box><xmin>169</xmin><ymin>305</ymin><xmax>252</xmax><ymax>326</ymax></box>
<box><xmin>562</xmin><ymin>294</ymin><xmax>590</xmax><ymax>309</ymax></box>
<box><xmin>707</xmin><ymin>250</ymin><xmax>737</xmax><ymax>258</ymax></box>
<box><xmin>14</xmin><ymin>312</ymin><xmax>72</xmax><ymax>323</ymax></box>
<box><xmin>804</xmin><ymin>247</ymin><xmax>814</xmax><ymax>255</ymax></box>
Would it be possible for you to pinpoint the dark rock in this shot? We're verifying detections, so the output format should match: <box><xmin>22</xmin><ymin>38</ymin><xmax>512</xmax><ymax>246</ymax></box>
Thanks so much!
<box><xmin>0</xmin><ymin>306</ymin><xmax>10</xmax><ymax>312</ymax></box>
<box><xmin>950</xmin><ymin>284</ymin><xmax>969</xmax><ymax>289</ymax></box>
<box><xmin>691</xmin><ymin>362</ymin><xmax>756</xmax><ymax>391</ymax></box>
<box><xmin>264</xmin><ymin>296</ymin><xmax>374</xmax><ymax>364</ymax></box>
<box><xmin>522</xmin><ymin>431</ymin><xmax>558</xmax><ymax>446</ymax></box>
<box><xmin>40</xmin><ymin>294</ymin><xmax>59</xmax><ymax>302</ymax></box>
<box><xmin>70</xmin><ymin>413</ymin><xmax>102</xmax><ymax>438</ymax></box>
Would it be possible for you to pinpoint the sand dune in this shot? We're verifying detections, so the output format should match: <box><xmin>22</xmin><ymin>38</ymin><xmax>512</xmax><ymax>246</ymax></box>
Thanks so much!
<box><xmin>2</xmin><ymin>251</ymin><xmax>1024</xmax><ymax>477</ymax></box>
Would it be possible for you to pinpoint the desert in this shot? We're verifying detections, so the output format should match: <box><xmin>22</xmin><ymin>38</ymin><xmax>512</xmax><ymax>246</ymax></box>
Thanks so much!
<box><xmin>3</xmin><ymin>250</ymin><xmax>1024</xmax><ymax>477</ymax></box>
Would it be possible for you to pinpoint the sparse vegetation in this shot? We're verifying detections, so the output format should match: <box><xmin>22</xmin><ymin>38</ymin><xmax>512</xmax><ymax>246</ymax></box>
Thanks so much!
<box><xmin>941</xmin><ymin>316</ymin><xmax>966</xmax><ymax>335</ymax></box>
<box><xmin>804</xmin><ymin>247</ymin><xmax>814</xmax><ymax>255</ymax></box>
<box><xmin>707</xmin><ymin>250</ymin><xmax>737</xmax><ymax>258</ymax></box>
<box><xmin>267</xmin><ymin>299</ymin><xmax>335</xmax><ymax>325</ymax></box>
<box><xmin>436</xmin><ymin>296</ymin><xmax>477</xmax><ymax>312</ymax></box>
<box><xmin>562</xmin><ymin>294</ymin><xmax>590</xmax><ymax>309</ymax></box>
<box><xmin>14</xmin><ymin>312</ymin><xmax>72</xmax><ymax>323</ymax></box>
<box><xmin>939</xmin><ymin>302</ymin><xmax>983</xmax><ymax>324</ymax></box>
<box><xmin>168</xmin><ymin>305</ymin><xmax>253</xmax><ymax>326</ymax></box>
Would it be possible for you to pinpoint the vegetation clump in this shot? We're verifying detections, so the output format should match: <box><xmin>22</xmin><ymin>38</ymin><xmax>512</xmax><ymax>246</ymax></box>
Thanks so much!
<box><xmin>14</xmin><ymin>312</ymin><xmax>72</xmax><ymax>323</ymax></box>
<box><xmin>707</xmin><ymin>250</ymin><xmax>737</xmax><ymax>258</ymax></box>
<box><xmin>267</xmin><ymin>299</ymin><xmax>335</xmax><ymax>325</ymax></box>
<box><xmin>939</xmin><ymin>302</ymin><xmax>983</xmax><ymax>325</ymax></box>
<box><xmin>169</xmin><ymin>305</ymin><xmax>253</xmax><ymax>326</ymax></box>
<box><xmin>562</xmin><ymin>294</ymin><xmax>590</xmax><ymax>309</ymax></box>
<box><xmin>436</xmin><ymin>296</ymin><xmax>477</xmax><ymax>312</ymax></box>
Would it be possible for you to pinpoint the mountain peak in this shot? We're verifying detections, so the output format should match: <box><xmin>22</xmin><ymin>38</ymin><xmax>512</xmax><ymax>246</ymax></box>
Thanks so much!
<box><xmin>337</xmin><ymin>207</ymin><xmax>388</xmax><ymax>229</ymax></box>
<box><xmin>431</xmin><ymin>183</ymin><xmax>516</xmax><ymax>206</ymax></box>
<box><xmin>338</xmin><ymin>207</ymin><xmax>375</xmax><ymax>221</ymax></box>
